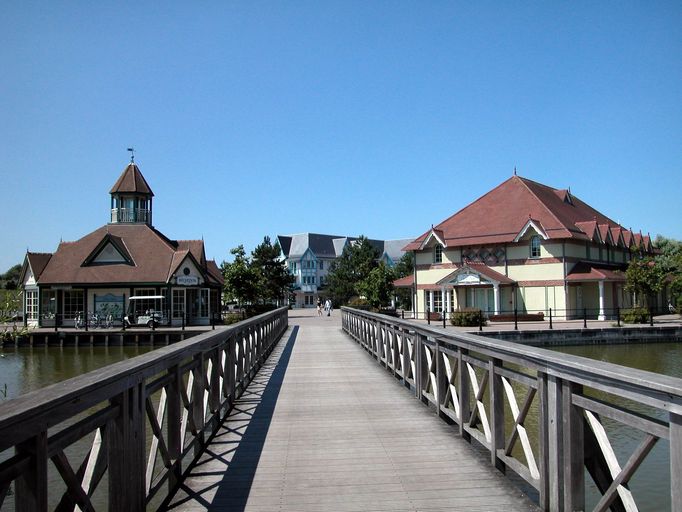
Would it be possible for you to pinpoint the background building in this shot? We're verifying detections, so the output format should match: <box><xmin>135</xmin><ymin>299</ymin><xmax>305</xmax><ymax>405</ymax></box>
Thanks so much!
<box><xmin>278</xmin><ymin>233</ymin><xmax>411</xmax><ymax>308</ymax></box>
<box><xmin>21</xmin><ymin>162</ymin><xmax>223</xmax><ymax>327</ymax></box>
<box><xmin>402</xmin><ymin>174</ymin><xmax>655</xmax><ymax>320</ymax></box>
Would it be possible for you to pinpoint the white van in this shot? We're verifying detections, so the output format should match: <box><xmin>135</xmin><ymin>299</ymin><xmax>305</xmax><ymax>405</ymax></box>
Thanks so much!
<box><xmin>124</xmin><ymin>296</ymin><xmax>169</xmax><ymax>327</ymax></box>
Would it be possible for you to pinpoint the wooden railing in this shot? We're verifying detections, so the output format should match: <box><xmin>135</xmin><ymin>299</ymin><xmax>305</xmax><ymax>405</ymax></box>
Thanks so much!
<box><xmin>0</xmin><ymin>307</ymin><xmax>288</xmax><ymax>511</ymax></box>
<box><xmin>342</xmin><ymin>307</ymin><xmax>682</xmax><ymax>512</ymax></box>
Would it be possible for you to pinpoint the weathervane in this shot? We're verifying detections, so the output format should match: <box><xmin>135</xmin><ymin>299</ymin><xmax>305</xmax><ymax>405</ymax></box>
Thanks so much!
<box><xmin>127</xmin><ymin>147</ymin><xmax>135</xmax><ymax>163</ymax></box>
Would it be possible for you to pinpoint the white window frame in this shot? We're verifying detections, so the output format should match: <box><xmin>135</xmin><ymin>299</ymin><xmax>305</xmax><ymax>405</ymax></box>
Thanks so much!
<box><xmin>434</xmin><ymin>245</ymin><xmax>443</xmax><ymax>264</ymax></box>
<box><xmin>530</xmin><ymin>236</ymin><xmax>541</xmax><ymax>259</ymax></box>
<box><xmin>26</xmin><ymin>290</ymin><xmax>38</xmax><ymax>321</ymax></box>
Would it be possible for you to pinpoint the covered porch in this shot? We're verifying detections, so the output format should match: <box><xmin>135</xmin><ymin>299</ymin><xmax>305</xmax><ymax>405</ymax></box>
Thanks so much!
<box><xmin>566</xmin><ymin>262</ymin><xmax>629</xmax><ymax>320</ymax></box>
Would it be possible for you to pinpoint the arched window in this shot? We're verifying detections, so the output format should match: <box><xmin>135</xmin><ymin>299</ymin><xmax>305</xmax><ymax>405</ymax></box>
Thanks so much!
<box><xmin>434</xmin><ymin>245</ymin><xmax>443</xmax><ymax>263</ymax></box>
<box><xmin>530</xmin><ymin>236</ymin><xmax>541</xmax><ymax>258</ymax></box>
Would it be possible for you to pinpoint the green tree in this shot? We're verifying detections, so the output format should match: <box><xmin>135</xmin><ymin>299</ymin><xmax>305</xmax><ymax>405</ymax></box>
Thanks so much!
<box><xmin>393</xmin><ymin>252</ymin><xmax>414</xmax><ymax>310</ymax></box>
<box><xmin>358</xmin><ymin>261</ymin><xmax>395</xmax><ymax>308</ymax></box>
<box><xmin>221</xmin><ymin>245</ymin><xmax>259</xmax><ymax>309</ymax></box>
<box><xmin>653</xmin><ymin>235</ymin><xmax>682</xmax><ymax>307</ymax></box>
<box><xmin>251</xmin><ymin>236</ymin><xmax>294</xmax><ymax>305</ymax></box>
<box><xmin>0</xmin><ymin>264</ymin><xmax>22</xmax><ymax>290</ymax></box>
<box><xmin>625</xmin><ymin>257</ymin><xmax>665</xmax><ymax>308</ymax></box>
<box><xmin>326</xmin><ymin>236</ymin><xmax>380</xmax><ymax>306</ymax></box>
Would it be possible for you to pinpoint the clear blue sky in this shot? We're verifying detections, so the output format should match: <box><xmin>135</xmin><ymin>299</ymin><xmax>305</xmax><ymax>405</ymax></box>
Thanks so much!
<box><xmin>1</xmin><ymin>2</ymin><xmax>681</xmax><ymax>272</ymax></box>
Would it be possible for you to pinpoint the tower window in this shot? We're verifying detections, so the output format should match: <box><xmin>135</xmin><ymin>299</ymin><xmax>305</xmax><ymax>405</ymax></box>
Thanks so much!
<box><xmin>530</xmin><ymin>236</ymin><xmax>541</xmax><ymax>258</ymax></box>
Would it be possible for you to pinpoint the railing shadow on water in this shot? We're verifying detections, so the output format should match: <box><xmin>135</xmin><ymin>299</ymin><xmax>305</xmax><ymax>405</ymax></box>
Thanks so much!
<box><xmin>162</xmin><ymin>326</ymin><xmax>299</xmax><ymax>511</ymax></box>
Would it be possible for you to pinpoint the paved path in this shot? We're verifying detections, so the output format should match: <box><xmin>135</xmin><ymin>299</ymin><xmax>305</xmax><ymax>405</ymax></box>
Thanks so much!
<box><xmin>165</xmin><ymin>310</ymin><xmax>539</xmax><ymax>512</ymax></box>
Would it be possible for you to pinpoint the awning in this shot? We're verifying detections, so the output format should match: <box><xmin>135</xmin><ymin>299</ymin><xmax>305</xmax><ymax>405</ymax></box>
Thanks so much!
<box><xmin>393</xmin><ymin>275</ymin><xmax>414</xmax><ymax>288</ymax></box>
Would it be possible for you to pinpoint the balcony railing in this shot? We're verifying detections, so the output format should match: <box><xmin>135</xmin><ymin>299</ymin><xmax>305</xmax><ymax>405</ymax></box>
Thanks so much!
<box><xmin>111</xmin><ymin>208</ymin><xmax>150</xmax><ymax>223</ymax></box>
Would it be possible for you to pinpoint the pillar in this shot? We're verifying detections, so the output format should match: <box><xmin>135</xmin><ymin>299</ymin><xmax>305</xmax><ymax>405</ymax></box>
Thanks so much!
<box><xmin>598</xmin><ymin>280</ymin><xmax>605</xmax><ymax>321</ymax></box>
<box><xmin>493</xmin><ymin>283</ymin><xmax>500</xmax><ymax>315</ymax></box>
<box><xmin>429</xmin><ymin>290</ymin><xmax>434</xmax><ymax>312</ymax></box>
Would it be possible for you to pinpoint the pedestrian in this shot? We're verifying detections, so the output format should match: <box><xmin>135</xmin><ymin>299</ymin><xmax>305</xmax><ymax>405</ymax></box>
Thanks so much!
<box><xmin>324</xmin><ymin>298</ymin><xmax>332</xmax><ymax>316</ymax></box>
<box><xmin>317</xmin><ymin>297</ymin><xmax>322</xmax><ymax>316</ymax></box>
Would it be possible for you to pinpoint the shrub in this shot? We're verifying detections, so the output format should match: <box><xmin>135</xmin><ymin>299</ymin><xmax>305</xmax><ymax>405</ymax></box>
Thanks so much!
<box><xmin>450</xmin><ymin>308</ymin><xmax>487</xmax><ymax>327</ymax></box>
<box><xmin>348</xmin><ymin>297</ymin><xmax>371</xmax><ymax>310</ymax></box>
<box><xmin>222</xmin><ymin>313</ymin><xmax>244</xmax><ymax>325</ymax></box>
<box><xmin>620</xmin><ymin>307</ymin><xmax>650</xmax><ymax>324</ymax></box>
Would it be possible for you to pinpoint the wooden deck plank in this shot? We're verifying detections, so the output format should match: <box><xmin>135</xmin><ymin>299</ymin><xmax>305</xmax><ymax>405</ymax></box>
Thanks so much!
<box><xmin>164</xmin><ymin>312</ymin><xmax>539</xmax><ymax>511</ymax></box>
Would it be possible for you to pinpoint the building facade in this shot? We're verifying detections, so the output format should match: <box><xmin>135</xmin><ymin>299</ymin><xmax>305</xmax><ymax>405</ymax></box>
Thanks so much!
<box><xmin>21</xmin><ymin>162</ymin><xmax>223</xmax><ymax>327</ymax></box>
<box><xmin>277</xmin><ymin>233</ymin><xmax>411</xmax><ymax>308</ymax></box>
<box><xmin>402</xmin><ymin>175</ymin><xmax>656</xmax><ymax>320</ymax></box>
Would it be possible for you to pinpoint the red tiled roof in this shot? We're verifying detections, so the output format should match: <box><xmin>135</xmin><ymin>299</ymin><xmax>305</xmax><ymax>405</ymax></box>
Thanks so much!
<box><xmin>404</xmin><ymin>176</ymin><xmax>629</xmax><ymax>251</ymax></box>
<box><xmin>566</xmin><ymin>262</ymin><xmax>626</xmax><ymax>282</ymax></box>
<box><xmin>393</xmin><ymin>275</ymin><xmax>414</xmax><ymax>288</ymax></box>
<box><xmin>36</xmin><ymin>224</ymin><xmax>216</xmax><ymax>286</ymax></box>
<box><xmin>109</xmin><ymin>163</ymin><xmax>154</xmax><ymax>196</ymax></box>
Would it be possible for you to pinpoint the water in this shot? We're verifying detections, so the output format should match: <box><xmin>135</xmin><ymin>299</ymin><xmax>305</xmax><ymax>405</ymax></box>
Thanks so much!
<box><xmin>0</xmin><ymin>344</ymin><xmax>156</xmax><ymax>400</ymax></box>
<box><xmin>0</xmin><ymin>344</ymin><xmax>157</xmax><ymax>511</ymax></box>
<box><xmin>550</xmin><ymin>342</ymin><xmax>681</xmax><ymax>511</ymax></box>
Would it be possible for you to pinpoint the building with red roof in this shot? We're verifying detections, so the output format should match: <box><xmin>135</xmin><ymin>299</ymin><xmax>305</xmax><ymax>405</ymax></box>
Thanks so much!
<box><xmin>400</xmin><ymin>174</ymin><xmax>654</xmax><ymax>320</ymax></box>
<box><xmin>21</xmin><ymin>162</ymin><xmax>223</xmax><ymax>327</ymax></box>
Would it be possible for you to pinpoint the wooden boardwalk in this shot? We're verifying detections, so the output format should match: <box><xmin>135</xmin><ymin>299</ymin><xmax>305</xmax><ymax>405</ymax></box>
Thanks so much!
<box><xmin>164</xmin><ymin>310</ymin><xmax>539</xmax><ymax>512</ymax></box>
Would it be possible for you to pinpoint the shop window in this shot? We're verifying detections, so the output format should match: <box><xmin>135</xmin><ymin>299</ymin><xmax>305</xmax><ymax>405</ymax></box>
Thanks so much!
<box><xmin>173</xmin><ymin>289</ymin><xmax>185</xmax><ymax>318</ymax></box>
<box><xmin>530</xmin><ymin>236</ymin><xmax>541</xmax><ymax>258</ymax></box>
<box><xmin>63</xmin><ymin>290</ymin><xmax>84</xmax><ymax>320</ymax></box>
<box><xmin>434</xmin><ymin>245</ymin><xmax>443</xmax><ymax>264</ymax></box>
<box><xmin>41</xmin><ymin>290</ymin><xmax>57</xmax><ymax>320</ymax></box>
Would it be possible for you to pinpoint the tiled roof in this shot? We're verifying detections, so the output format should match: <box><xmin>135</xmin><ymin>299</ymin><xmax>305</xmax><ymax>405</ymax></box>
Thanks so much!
<box><xmin>109</xmin><ymin>163</ymin><xmax>154</xmax><ymax>196</ymax></box>
<box><xmin>405</xmin><ymin>176</ymin><xmax>644</xmax><ymax>251</ymax></box>
<box><xmin>278</xmin><ymin>233</ymin><xmax>409</xmax><ymax>261</ymax></box>
<box><xmin>36</xmin><ymin>224</ymin><xmax>216</xmax><ymax>286</ymax></box>
<box><xmin>566</xmin><ymin>262</ymin><xmax>627</xmax><ymax>282</ymax></box>
<box><xmin>393</xmin><ymin>275</ymin><xmax>414</xmax><ymax>287</ymax></box>
<box><xmin>21</xmin><ymin>252</ymin><xmax>52</xmax><ymax>283</ymax></box>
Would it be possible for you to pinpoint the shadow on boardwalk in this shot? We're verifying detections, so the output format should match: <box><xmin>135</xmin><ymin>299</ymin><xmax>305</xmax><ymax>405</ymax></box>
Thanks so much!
<box><xmin>163</xmin><ymin>326</ymin><xmax>299</xmax><ymax>511</ymax></box>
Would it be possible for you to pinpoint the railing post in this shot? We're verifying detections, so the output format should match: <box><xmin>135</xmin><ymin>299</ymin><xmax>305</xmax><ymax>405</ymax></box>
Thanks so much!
<box><xmin>108</xmin><ymin>382</ymin><xmax>146</xmax><ymax>512</ymax></box>
<box><xmin>14</xmin><ymin>431</ymin><xmax>48</xmax><ymax>511</ymax></box>
<box><xmin>549</xmin><ymin>308</ymin><xmax>553</xmax><ymax>329</ymax></box>
<box><xmin>562</xmin><ymin>381</ymin><xmax>585</xmax><ymax>511</ymax></box>
<box><xmin>182</xmin><ymin>312</ymin><xmax>185</xmax><ymax>331</ymax></box>
<box><xmin>583</xmin><ymin>308</ymin><xmax>587</xmax><ymax>329</ymax></box>
<box><xmin>427</xmin><ymin>312</ymin><xmax>431</xmax><ymax>325</ymax></box>
<box><xmin>167</xmin><ymin>365</ymin><xmax>182</xmax><ymax>493</ymax></box>
<box><xmin>490</xmin><ymin>358</ymin><xmax>505</xmax><ymax>472</ymax></box>
<box><xmin>514</xmin><ymin>308</ymin><xmax>518</xmax><ymax>331</ymax></box>
<box><xmin>415</xmin><ymin>333</ymin><xmax>424</xmax><ymax>401</ymax></box>
<box><xmin>122</xmin><ymin>314</ymin><xmax>126</xmax><ymax>331</ymax></box>
<box><xmin>192</xmin><ymin>353</ymin><xmax>206</xmax><ymax>457</ymax></box>
<box><xmin>442</xmin><ymin>314</ymin><xmax>446</xmax><ymax>329</ymax></box>
<box><xmin>209</xmin><ymin>348</ymin><xmax>221</xmax><ymax>417</ymax></box>
<box><xmin>402</xmin><ymin>329</ymin><xmax>411</xmax><ymax>389</ymax></box>
<box><xmin>538</xmin><ymin>373</ymin><xmax>550</xmax><ymax>510</ymax></box>
<box><xmin>650</xmin><ymin>307</ymin><xmax>654</xmax><ymax>326</ymax></box>
<box><xmin>436</xmin><ymin>340</ymin><xmax>447</xmax><ymax>420</ymax></box>
<box><xmin>671</xmin><ymin>412</ymin><xmax>682</xmax><ymax>511</ymax></box>
<box><xmin>547</xmin><ymin>375</ymin><xmax>563</xmax><ymax>511</ymax></box>
<box><xmin>617</xmin><ymin>307</ymin><xmax>621</xmax><ymax>327</ymax></box>
<box><xmin>458</xmin><ymin>348</ymin><xmax>471</xmax><ymax>441</ymax></box>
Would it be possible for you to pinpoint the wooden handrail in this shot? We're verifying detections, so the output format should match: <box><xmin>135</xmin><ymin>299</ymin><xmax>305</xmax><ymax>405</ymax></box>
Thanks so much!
<box><xmin>0</xmin><ymin>307</ymin><xmax>288</xmax><ymax>511</ymax></box>
<box><xmin>341</xmin><ymin>306</ymin><xmax>682</xmax><ymax>512</ymax></box>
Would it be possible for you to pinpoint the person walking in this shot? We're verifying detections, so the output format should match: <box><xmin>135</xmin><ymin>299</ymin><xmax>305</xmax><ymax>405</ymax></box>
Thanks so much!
<box><xmin>317</xmin><ymin>297</ymin><xmax>323</xmax><ymax>317</ymax></box>
<box><xmin>324</xmin><ymin>298</ymin><xmax>332</xmax><ymax>316</ymax></box>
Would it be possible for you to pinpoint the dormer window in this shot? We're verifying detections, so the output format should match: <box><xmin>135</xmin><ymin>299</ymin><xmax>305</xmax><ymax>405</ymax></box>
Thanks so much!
<box><xmin>434</xmin><ymin>245</ymin><xmax>443</xmax><ymax>264</ymax></box>
<box><xmin>530</xmin><ymin>236</ymin><xmax>541</xmax><ymax>258</ymax></box>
